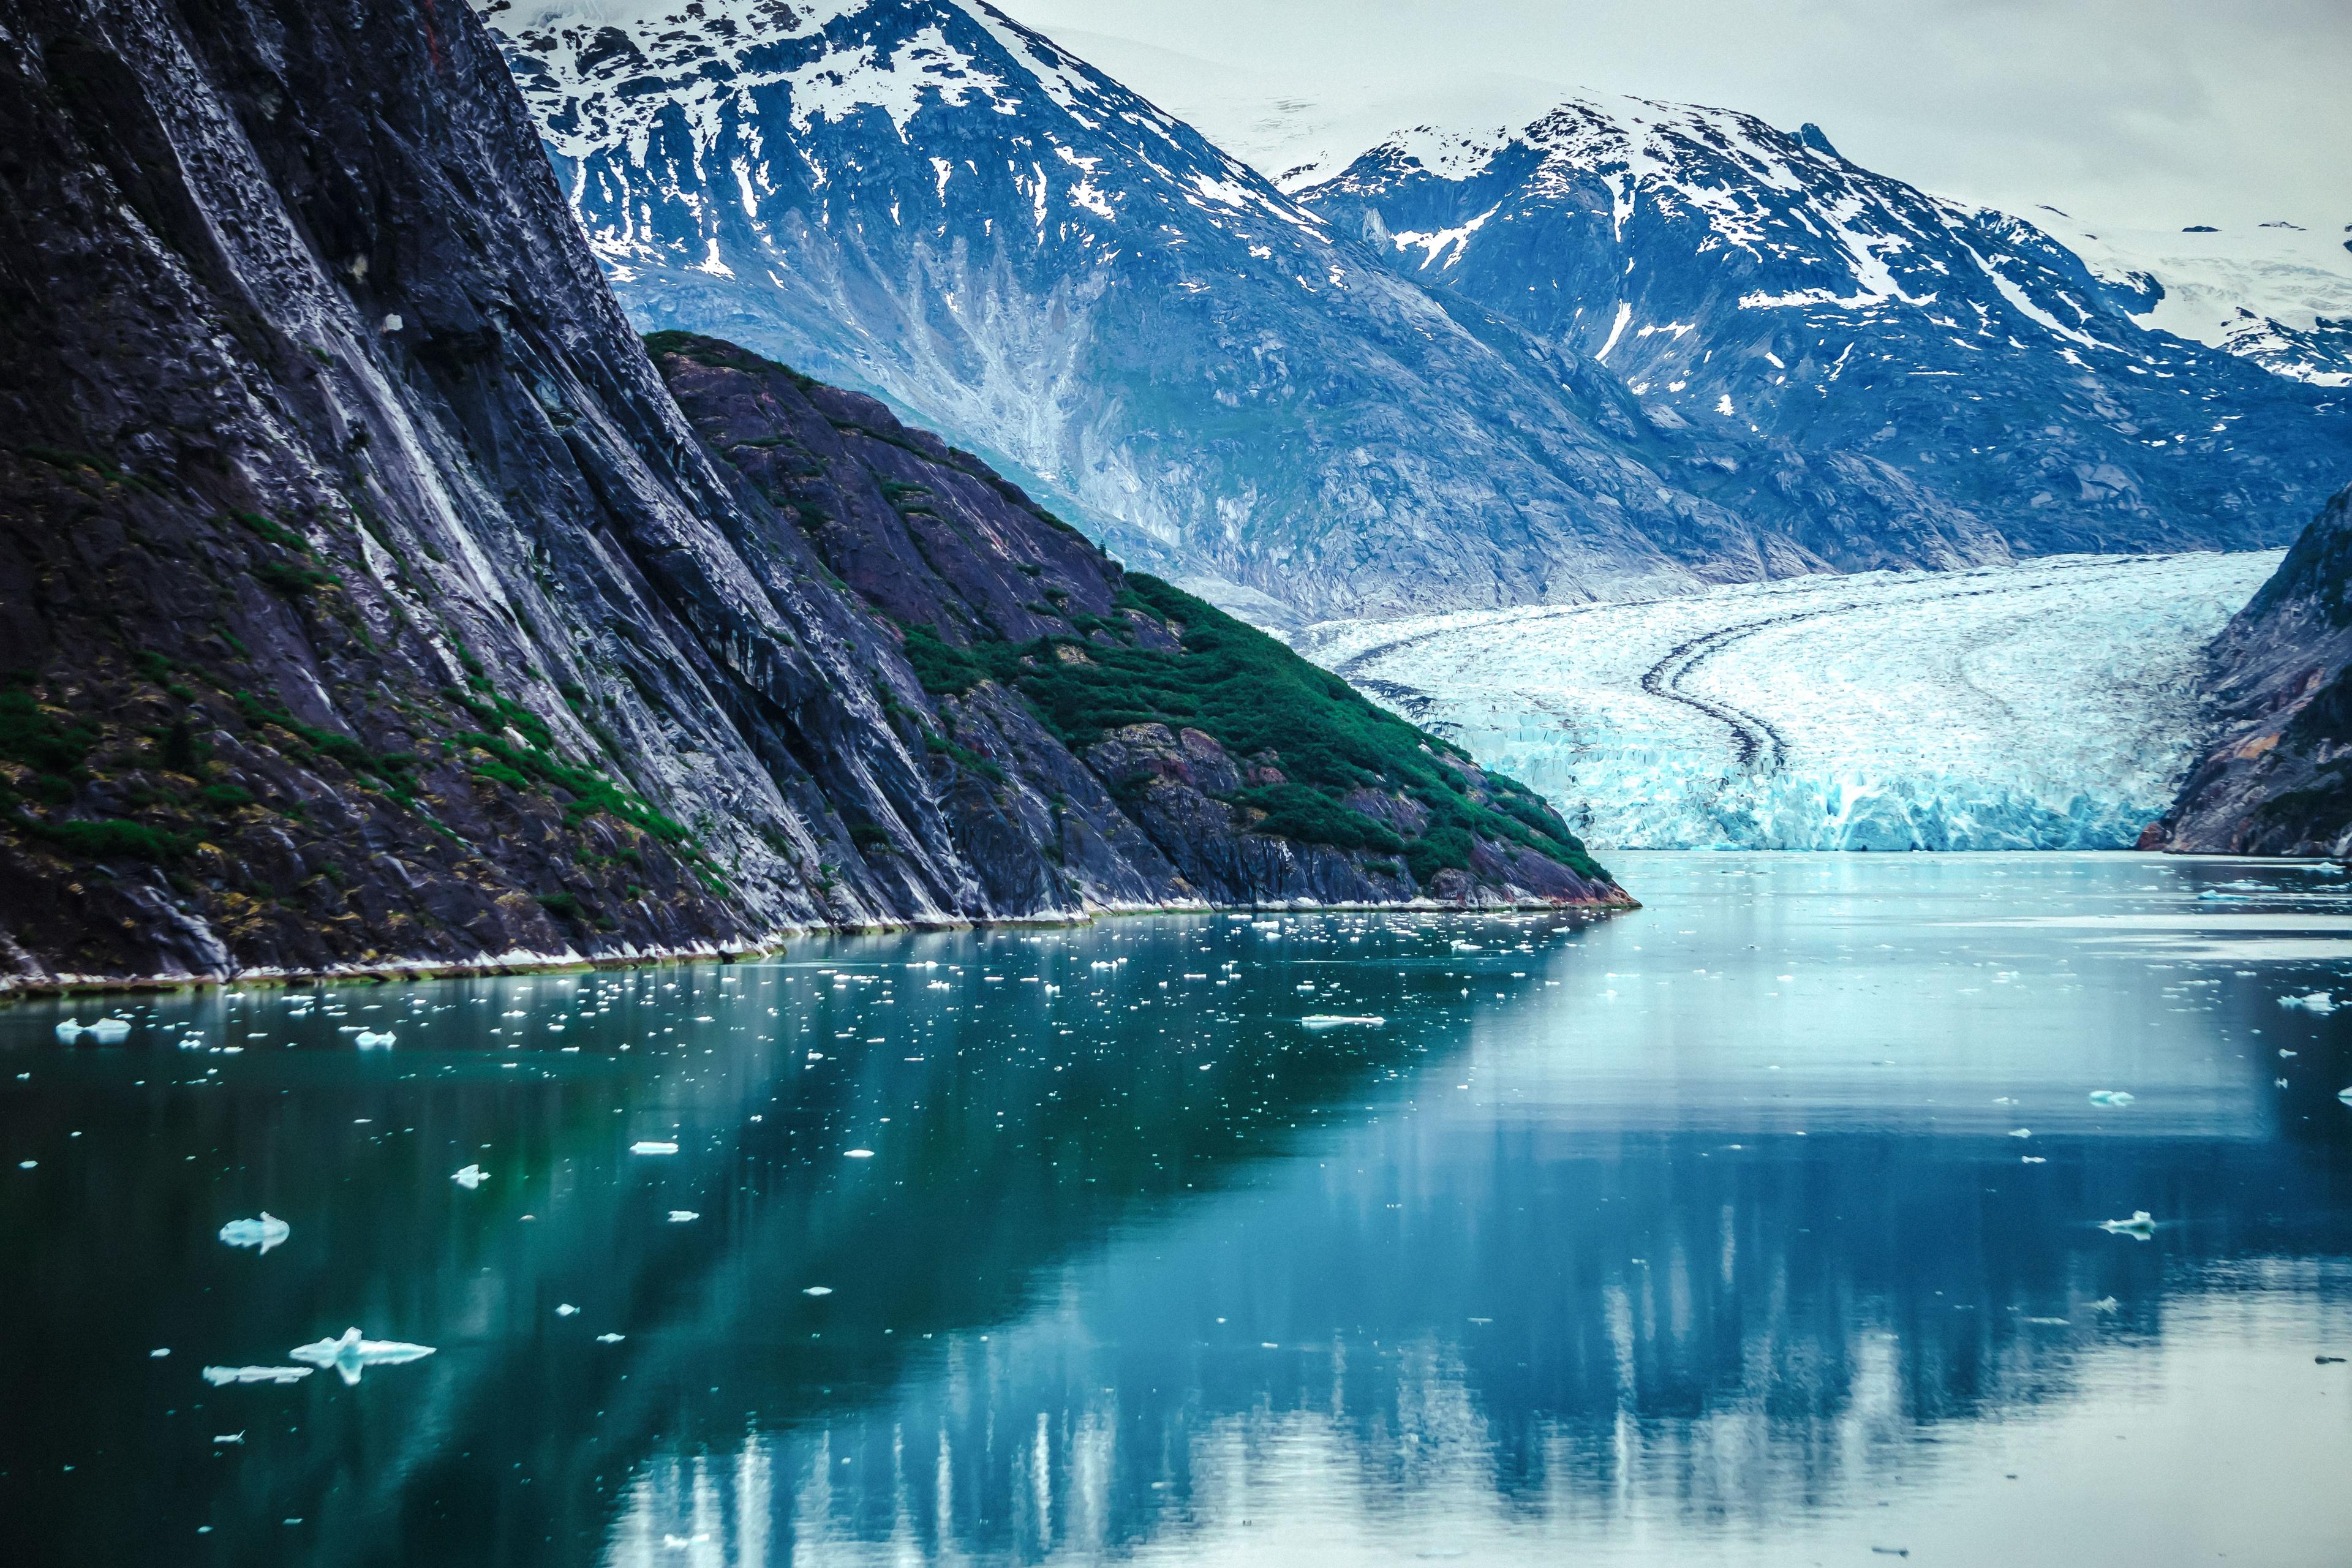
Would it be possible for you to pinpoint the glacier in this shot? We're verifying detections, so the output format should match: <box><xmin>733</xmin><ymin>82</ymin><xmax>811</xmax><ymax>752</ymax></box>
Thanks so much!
<box><xmin>1298</xmin><ymin>552</ymin><xmax>2281</xmax><ymax>851</ymax></box>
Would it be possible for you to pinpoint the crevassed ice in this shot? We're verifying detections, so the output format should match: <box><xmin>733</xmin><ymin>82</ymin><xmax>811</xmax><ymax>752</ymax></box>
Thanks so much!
<box><xmin>1301</xmin><ymin>552</ymin><xmax>2279</xmax><ymax>851</ymax></box>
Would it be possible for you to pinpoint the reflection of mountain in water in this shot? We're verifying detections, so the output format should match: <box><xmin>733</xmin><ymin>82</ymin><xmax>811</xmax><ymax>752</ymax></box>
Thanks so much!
<box><xmin>603</xmin><ymin>1115</ymin><xmax>2346</xmax><ymax>1563</ymax></box>
<box><xmin>8</xmin><ymin>891</ymin><xmax>2350</xmax><ymax>1566</ymax></box>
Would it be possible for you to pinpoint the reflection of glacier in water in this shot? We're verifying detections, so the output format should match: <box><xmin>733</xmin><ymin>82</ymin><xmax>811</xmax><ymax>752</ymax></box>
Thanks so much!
<box><xmin>1297</xmin><ymin>552</ymin><xmax>2280</xmax><ymax>850</ymax></box>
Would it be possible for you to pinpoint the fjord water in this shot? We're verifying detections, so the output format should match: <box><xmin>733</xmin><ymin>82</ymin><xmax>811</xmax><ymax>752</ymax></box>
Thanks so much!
<box><xmin>5</xmin><ymin>856</ymin><xmax>2351</xmax><ymax>1566</ymax></box>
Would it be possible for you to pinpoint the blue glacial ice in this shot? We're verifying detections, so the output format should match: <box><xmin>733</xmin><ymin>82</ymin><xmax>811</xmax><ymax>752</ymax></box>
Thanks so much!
<box><xmin>1298</xmin><ymin>552</ymin><xmax>2278</xmax><ymax>850</ymax></box>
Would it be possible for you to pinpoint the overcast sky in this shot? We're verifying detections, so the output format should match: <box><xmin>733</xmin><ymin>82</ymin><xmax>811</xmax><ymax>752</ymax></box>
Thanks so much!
<box><xmin>1001</xmin><ymin>0</ymin><xmax>2350</xmax><ymax>232</ymax></box>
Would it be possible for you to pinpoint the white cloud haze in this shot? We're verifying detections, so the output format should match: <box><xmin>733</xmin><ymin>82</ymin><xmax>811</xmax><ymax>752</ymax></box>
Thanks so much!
<box><xmin>1002</xmin><ymin>0</ymin><xmax>2351</xmax><ymax>232</ymax></box>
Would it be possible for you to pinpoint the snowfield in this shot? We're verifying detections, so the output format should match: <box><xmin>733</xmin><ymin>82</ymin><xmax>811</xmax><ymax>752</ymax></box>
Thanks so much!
<box><xmin>1297</xmin><ymin>552</ymin><xmax>2281</xmax><ymax>850</ymax></box>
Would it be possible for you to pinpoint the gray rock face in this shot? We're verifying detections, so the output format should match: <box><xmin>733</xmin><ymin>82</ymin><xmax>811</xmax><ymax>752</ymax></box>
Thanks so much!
<box><xmin>483</xmin><ymin>1</ymin><xmax>2348</xmax><ymax>620</ymax></box>
<box><xmin>2147</xmin><ymin>483</ymin><xmax>2352</xmax><ymax>855</ymax></box>
<box><xmin>0</xmin><ymin>0</ymin><xmax>1622</xmax><ymax>990</ymax></box>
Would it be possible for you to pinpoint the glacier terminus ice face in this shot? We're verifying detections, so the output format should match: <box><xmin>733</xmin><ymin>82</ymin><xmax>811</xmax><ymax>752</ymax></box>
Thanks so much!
<box><xmin>1299</xmin><ymin>552</ymin><xmax>2283</xmax><ymax>851</ymax></box>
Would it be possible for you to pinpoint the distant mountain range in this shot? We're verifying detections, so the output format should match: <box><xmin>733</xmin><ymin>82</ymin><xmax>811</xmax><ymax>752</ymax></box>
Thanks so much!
<box><xmin>480</xmin><ymin>0</ymin><xmax>2350</xmax><ymax>622</ymax></box>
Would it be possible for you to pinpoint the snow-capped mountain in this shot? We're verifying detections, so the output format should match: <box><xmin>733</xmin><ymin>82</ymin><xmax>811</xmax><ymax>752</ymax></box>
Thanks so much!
<box><xmin>480</xmin><ymin>1</ymin><xmax>2348</xmax><ymax>619</ymax></box>
<box><xmin>1297</xmin><ymin>94</ymin><xmax>2348</xmax><ymax>560</ymax></box>
<box><xmin>2031</xmin><ymin>213</ymin><xmax>2352</xmax><ymax>388</ymax></box>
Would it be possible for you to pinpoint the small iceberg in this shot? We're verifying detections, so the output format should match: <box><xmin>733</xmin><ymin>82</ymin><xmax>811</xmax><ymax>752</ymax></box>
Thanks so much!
<box><xmin>556</xmin><ymin>1303</ymin><xmax>579</xmax><ymax>1316</ymax></box>
<box><xmin>802</xmin><ymin>1285</ymin><xmax>832</xmax><ymax>1297</ymax></box>
<box><xmin>55</xmin><ymin>1017</ymin><xmax>132</xmax><ymax>1044</ymax></box>
<box><xmin>2278</xmin><ymin>991</ymin><xmax>2337</xmax><ymax>1013</ymax></box>
<box><xmin>214</xmin><ymin>1431</ymin><xmax>245</xmax><ymax>1444</ymax></box>
<box><xmin>450</xmin><ymin>1165</ymin><xmax>488</xmax><ymax>1189</ymax></box>
<box><xmin>353</xmin><ymin>1030</ymin><xmax>396</xmax><ymax>1049</ymax></box>
<box><xmin>629</xmin><ymin>1140</ymin><xmax>677</xmax><ymax>1155</ymax></box>
<box><xmin>218</xmin><ymin>1213</ymin><xmax>290</xmax><ymax>1254</ymax></box>
<box><xmin>2008</xmin><ymin>1128</ymin><xmax>2033</xmax><ymax>1139</ymax></box>
<box><xmin>843</xmin><ymin>1148</ymin><xmax>875</xmax><ymax>1159</ymax></box>
<box><xmin>595</xmin><ymin>1332</ymin><xmax>625</xmax><ymax>1343</ymax></box>
<box><xmin>2087</xmin><ymin>1090</ymin><xmax>2135</xmax><ymax>1106</ymax></box>
<box><xmin>288</xmin><ymin>1327</ymin><xmax>435</xmax><ymax>1385</ymax></box>
<box><xmin>2099</xmin><ymin>1210</ymin><xmax>2157</xmax><ymax>1240</ymax></box>
<box><xmin>54</xmin><ymin>1019</ymin><xmax>85</xmax><ymax>1042</ymax></box>
<box><xmin>1301</xmin><ymin>1015</ymin><xmax>1387</xmax><ymax>1029</ymax></box>
<box><xmin>2338</xmin><ymin>1085</ymin><xmax>2352</xmax><ymax>1105</ymax></box>
<box><xmin>203</xmin><ymin>1365</ymin><xmax>314</xmax><ymax>1386</ymax></box>
<box><xmin>666</xmin><ymin>1210</ymin><xmax>699</xmax><ymax>1223</ymax></box>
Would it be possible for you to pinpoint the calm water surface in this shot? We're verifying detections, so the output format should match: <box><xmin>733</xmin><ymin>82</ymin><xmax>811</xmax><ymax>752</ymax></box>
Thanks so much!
<box><xmin>6</xmin><ymin>853</ymin><xmax>2352</xmax><ymax>1566</ymax></box>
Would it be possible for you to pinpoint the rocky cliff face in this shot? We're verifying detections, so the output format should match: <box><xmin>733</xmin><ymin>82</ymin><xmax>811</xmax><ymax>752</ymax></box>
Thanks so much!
<box><xmin>482</xmin><ymin>1</ymin><xmax>2348</xmax><ymax>620</ymax></box>
<box><xmin>0</xmin><ymin>0</ymin><xmax>1623</xmax><ymax>992</ymax></box>
<box><xmin>2145</xmin><ymin>483</ymin><xmax>2352</xmax><ymax>856</ymax></box>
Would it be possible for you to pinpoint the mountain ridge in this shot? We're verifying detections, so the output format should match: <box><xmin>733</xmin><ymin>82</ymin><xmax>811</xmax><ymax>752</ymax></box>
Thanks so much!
<box><xmin>484</xmin><ymin>0</ymin><xmax>2348</xmax><ymax>620</ymax></box>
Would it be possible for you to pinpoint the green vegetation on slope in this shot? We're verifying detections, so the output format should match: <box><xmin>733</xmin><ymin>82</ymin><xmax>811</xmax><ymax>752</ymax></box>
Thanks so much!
<box><xmin>904</xmin><ymin>576</ymin><xmax>1607</xmax><ymax>884</ymax></box>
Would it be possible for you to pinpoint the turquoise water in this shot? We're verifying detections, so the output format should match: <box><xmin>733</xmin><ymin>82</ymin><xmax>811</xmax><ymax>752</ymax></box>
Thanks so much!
<box><xmin>4</xmin><ymin>853</ymin><xmax>2351</xmax><ymax>1565</ymax></box>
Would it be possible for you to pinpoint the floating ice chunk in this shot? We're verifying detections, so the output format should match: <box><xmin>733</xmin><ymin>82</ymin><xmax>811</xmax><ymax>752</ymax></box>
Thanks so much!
<box><xmin>2099</xmin><ymin>1210</ymin><xmax>2157</xmax><ymax>1239</ymax></box>
<box><xmin>629</xmin><ymin>1141</ymin><xmax>677</xmax><ymax>1155</ymax></box>
<box><xmin>555</xmin><ymin>1304</ymin><xmax>579</xmax><ymax>1316</ymax></box>
<box><xmin>843</xmin><ymin>1148</ymin><xmax>875</xmax><ymax>1159</ymax></box>
<box><xmin>203</xmin><ymin>1365</ymin><xmax>314</xmax><ymax>1385</ymax></box>
<box><xmin>353</xmin><ymin>1031</ymin><xmax>396</xmax><ymax>1049</ymax></box>
<box><xmin>54</xmin><ymin>1019</ymin><xmax>86</xmax><ymax>1042</ymax></box>
<box><xmin>288</xmin><ymin>1327</ymin><xmax>435</xmax><ymax>1385</ymax></box>
<box><xmin>2008</xmin><ymin>1128</ymin><xmax>2033</xmax><ymax>1139</ymax></box>
<box><xmin>214</xmin><ymin>1431</ymin><xmax>244</xmax><ymax>1444</ymax></box>
<box><xmin>89</xmin><ymin>1018</ymin><xmax>131</xmax><ymax>1042</ymax></box>
<box><xmin>2087</xmin><ymin>1090</ymin><xmax>2135</xmax><ymax>1106</ymax></box>
<box><xmin>151</xmin><ymin>1347</ymin><xmax>171</xmax><ymax>1357</ymax></box>
<box><xmin>667</xmin><ymin>1210</ymin><xmax>699</xmax><ymax>1223</ymax></box>
<box><xmin>596</xmin><ymin>1332</ymin><xmax>625</xmax><ymax>1343</ymax></box>
<box><xmin>1301</xmin><ymin>1015</ymin><xmax>1386</xmax><ymax>1028</ymax></box>
<box><xmin>218</xmin><ymin>1213</ymin><xmax>291</xmax><ymax>1254</ymax></box>
<box><xmin>802</xmin><ymin>1285</ymin><xmax>832</xmax><ymax>1297</ymax></box>
<box><xmin>450</xmin><ymin>1165</ymin><xmax>488</xmax><ymax>1189</ymax></box>
<box><xmin>2278</xmin><ymin>991</ymin><xmax>2337</xmax><ymax>1012</ymax></box>
<box><xmin>2021</xmin><ymin>1155</ymin><xmax>2046</xmax><ymax>1164</ymax></box>
<box><xmin>2338</xmin><ymin>1085</ymin><xmax>2352</xmax><ymax>1104</ymax></box>
<box><xmin>2089</xmin><ymin>1297</ymin><xmax>2120</xmax><ymax>1313</ymax></box>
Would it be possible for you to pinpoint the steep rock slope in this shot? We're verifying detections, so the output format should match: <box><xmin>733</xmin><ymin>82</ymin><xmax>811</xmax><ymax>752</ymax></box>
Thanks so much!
<box><xmin>2146</xmin><ymin>483</ymin><xmax>2352</xmax><ymax>855</ymax></box>
<box><xmin>0</xmin><ymin>0</ymin><xmax>1622</xmax><ymax>991</ymax></box>
<box><xmin>1298</xmin><ymin>96</ymin><xmax>2349</xmax><ymax>565</ymax></box>
<box><xmin>650</xmin><ymin>331</ymin><xmax>1623</xmax><ymax>910</ymax></box>
<box><xmin>480</xmin><ymin>0</ymin><xmax>2051</xmax><ymax>619</ymax></box>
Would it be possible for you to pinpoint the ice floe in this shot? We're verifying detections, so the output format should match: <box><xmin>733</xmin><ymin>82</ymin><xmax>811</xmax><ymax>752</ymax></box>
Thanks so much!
<box><xmin>218</xmin><ymin>1213</ymin><xmax>290</xmax><ymax>1254</ymax></box>
<box><xmin>630</xmin><ymin>1140</ymin><xmax>679</xmax><ymax>1155</ymax></box>
<box><xmin>2100</xmin><ymin>1211</ymin><xmax>2157</xmax><ymax>1239</ymax></box>
<box><xmin>2279</xmin><ymin>992</ymin><xmax>2337</xmax><ymax>1012</ymax></box>
<box><xmin>2088</xmin><ymin>1090</ymin><xmax>2136</xmax><ymax>1106</ymax></box>
<box><xmin>451</xmin><ymin>1164</ymin><xmax>489</xmax><ymax>1189</ymax></box>
<box><xmin>1301</xmin><ymin>1015</ymin><xmax>1387</xmax><ymax>1028</ymax></box>
<box><xmin>288</xmin><ymin>1327</ymin><xmax>435</xmax><ymax>1384</ymax></box>
<box><xmin>203</xmin><ymin>1365</ymin><xmax>314</xmax><ymax>1385</ymax></box>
